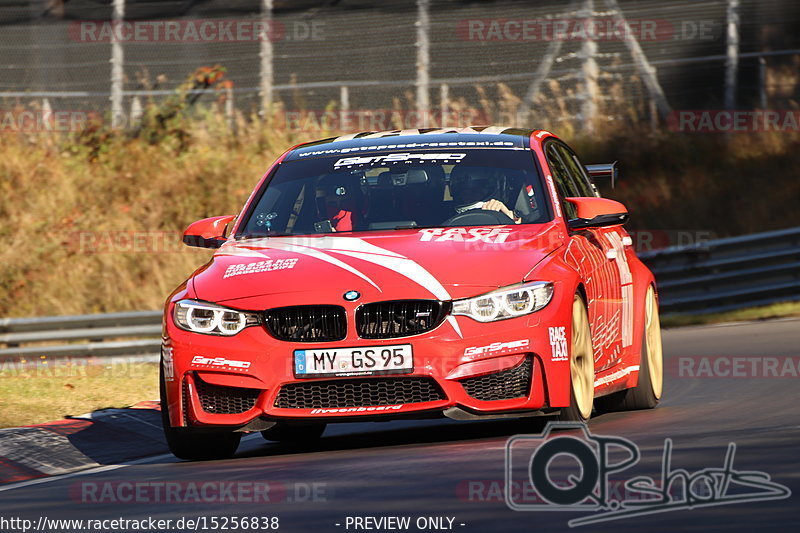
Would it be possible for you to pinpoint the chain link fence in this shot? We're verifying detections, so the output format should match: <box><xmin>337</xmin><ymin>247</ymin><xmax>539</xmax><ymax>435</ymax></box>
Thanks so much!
<box><xmin>1</xmin><ymin>0</ymin><xmax>799</xmax><ymax>131</ymax></box>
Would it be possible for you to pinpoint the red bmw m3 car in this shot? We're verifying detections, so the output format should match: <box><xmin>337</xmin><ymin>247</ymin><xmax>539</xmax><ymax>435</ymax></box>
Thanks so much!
<box><xmin>160</xmin><ymin>127</ymin><xmax>664</xmax><ymax>460</ymax></box>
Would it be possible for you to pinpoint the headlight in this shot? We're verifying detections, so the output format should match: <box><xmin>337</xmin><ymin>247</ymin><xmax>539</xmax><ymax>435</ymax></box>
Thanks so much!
<box><xmin>452</xmin><ymin>281</ymin><xmax>554</xmax><ymax>322</ymax></box>
<box><xmin>173</xmin><ymin>299</ymin><xmax>260</xmax><ymax>336</ymax></box>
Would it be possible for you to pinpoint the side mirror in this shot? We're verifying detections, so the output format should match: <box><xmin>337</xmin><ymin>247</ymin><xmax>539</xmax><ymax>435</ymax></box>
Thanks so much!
<box><xmin>565</xmin><ymin>197</ymin><xmax>628</xmax><ymax>230</ymax></box>
<box><xmin>183</xmin><ymin>215</ymin><xmax>236</xmax><ymax>249</ymax></box>
<box><xmin>585</xmin><ymin>162</ymin><xmax>618</xmax><ymax>188</ymax></box>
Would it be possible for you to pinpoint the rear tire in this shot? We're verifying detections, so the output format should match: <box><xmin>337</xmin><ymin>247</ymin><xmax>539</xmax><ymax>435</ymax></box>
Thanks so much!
<box><xmin>596</xmin><ymin>285</ymin><xmax>663</xmax><ymax>412</ymax></box>
<box><xmin>160</xmin><ymin>365</ymin><xmax>241</xmax><ymax>461</ymax></box>
<box><xmin>261</xmin><ymin>422</ymin><xmax>326</xmax><ymax>442</ymax></box>
<box><xmin>557</xmin><ymin>293</ymin><xmax>595</xmax><ymax>422</ymax></box>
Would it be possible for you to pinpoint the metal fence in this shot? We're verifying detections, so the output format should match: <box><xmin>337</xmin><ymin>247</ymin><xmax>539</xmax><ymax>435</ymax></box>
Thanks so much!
<box><xmin>640</xmin><ymin>226</ymin><xmax>800</xmax><ymax>314</ymax></box>
<box><xmin>0</xmin><ymin>311</ymin><xmax>161</xmax><ymax>360</ymax></box>
<box><xmin>2</xmin><ymin>0</ymin><xmax>799</xmax><ymax>131</ymax></box>
<box><xmin>1</xmin><ymin>226</ymin><xmax>798</xmax><ymax>360</ymax></box>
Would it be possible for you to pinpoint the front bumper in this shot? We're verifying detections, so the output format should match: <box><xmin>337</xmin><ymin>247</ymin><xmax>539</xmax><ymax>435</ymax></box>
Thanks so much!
<box><xmin>162</xmin><ymin>300</ymin><xmax>572</xmax><ymax>429</ymax></box>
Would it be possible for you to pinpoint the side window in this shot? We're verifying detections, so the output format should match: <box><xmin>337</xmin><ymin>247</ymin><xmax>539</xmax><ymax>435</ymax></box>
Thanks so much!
<box><xmin>556</xmin><ymin>144</ymin><xmax>597</xmax><ymax>198</ymax></box>
<box><xmin>545</xmin><ymin>143</ymin><xmax>578</xmax><ymax>219</ymax></box>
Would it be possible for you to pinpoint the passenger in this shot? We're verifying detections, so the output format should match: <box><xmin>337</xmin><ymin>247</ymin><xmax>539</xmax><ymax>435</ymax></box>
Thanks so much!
<box><xmin>315</xmin><ymin>173</ymin><xmax>365</xmax><ymax>231</ymax></box>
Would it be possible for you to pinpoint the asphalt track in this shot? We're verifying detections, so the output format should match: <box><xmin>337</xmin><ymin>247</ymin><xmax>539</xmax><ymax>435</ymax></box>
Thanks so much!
<box><xmin>1</xmin><ymin>319</ymin><xmax>798</xmax><ymax>532</ymax></box>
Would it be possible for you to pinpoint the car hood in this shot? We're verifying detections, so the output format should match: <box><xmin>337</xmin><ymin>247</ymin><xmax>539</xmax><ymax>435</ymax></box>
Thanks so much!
<box><xmin>191</xmin><ymin>223</ymin><xmax>565</xmax><ymax>306</ymax></box>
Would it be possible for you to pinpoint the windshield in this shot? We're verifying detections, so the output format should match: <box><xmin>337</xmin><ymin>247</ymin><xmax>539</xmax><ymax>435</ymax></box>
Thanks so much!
<box><xmin>238</xmin><ymin>147</ymin><xmax>550</xmax><ymax>238</ymax></box>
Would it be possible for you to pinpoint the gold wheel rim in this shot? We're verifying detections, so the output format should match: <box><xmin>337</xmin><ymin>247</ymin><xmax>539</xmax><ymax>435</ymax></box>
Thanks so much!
<box><xmin>571</xmin><ymin>297</ymin><xmax>594</xmax><ymax>419</ymax></box>
<box><xmin>645</xmin><ymin>286</ymin><xmax>664</xmax><ymax>399</ymax></box>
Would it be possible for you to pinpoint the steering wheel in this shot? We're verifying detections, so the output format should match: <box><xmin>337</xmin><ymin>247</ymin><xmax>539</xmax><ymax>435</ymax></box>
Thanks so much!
<box><xmin>441</xmin><ymin>208</ymin><xmax>515</xmax><ymax>227</ymax></box>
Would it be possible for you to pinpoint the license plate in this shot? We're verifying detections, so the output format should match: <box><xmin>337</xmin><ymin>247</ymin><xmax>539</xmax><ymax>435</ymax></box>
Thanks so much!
<box><xmin>294</xmin><ymin>344</ymin><xmax>413</xmax><ymax>378</ymax></box>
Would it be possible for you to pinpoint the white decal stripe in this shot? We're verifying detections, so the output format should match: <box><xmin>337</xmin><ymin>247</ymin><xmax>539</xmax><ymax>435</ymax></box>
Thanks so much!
<box><xmin>480</xmin><ymin>126</ymin><xmax>509</xmax><ymax>134</ymax></box>
<box><xmin>221</xmin><ymin>236</ymin><xmax>453</xmax><ymax>303</ymax></box>
<box><xmin>330</xmin><ymin>250</ymin><xmax>451</xmax><ymax>301</ymax></box>
<box><xmin>315</xmin><ymin>236</ymin><xmax>405</xmax><ymax>257</ymax></box>
<box><xmin>422</xmin><ymin>128</ymin><xmax>462</xmax><ymax>135</ymax></box>
<box><xmin>360</xmin><ymin>130</ymin><xmax>404</xmax><ymax>139</ymax></box>
<box><xmin>594</xmin><ymin>365</ymin><xmax>639</xmax><ymax>388</ymax></box>
<box><xmin>262</xmin><ymin>241</ymin><xmax>382</xmax><ymax>291</ymax></box>
<box><xmin>544</xmin><ymin>174</ymin><xmax>562</xmax><ymax>218</ymax></box>
<box><xmin>446</xmin><ymin>316</ymin><xmax>463</xmax><ymax>338</ymax></box>
<box><xmin>332</xmin><ymin>133</ymin><xmax>360</xmax><ymax>142</ymax></box>
<box><xmin>215</xmin><ymin>246</ymin><xmax>269</xmax><ymax>259</ymax></box>
<box><xmin>269</xmin><ymin>237</ymin><xmax>451</xmax><ymax>300</ymax></box>
<box><xmin>622</xmin><ymin>284</ymin><xmax>634</xmax><ymax>348</ymax></box>
<box><xmin>606</xmin><ymin>231</ymin><xmax>634</xmax><ymax>348</ymax></box>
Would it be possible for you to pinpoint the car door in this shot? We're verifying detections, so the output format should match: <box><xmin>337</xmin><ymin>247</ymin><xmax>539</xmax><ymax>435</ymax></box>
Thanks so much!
<box><xmin>545</xmin><ymin>141</ymin><xmax>626</xmax><ymax>372</ymax></box>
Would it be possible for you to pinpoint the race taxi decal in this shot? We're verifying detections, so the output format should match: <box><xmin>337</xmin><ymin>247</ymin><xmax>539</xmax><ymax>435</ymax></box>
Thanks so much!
<box><xmin>419</xmin><ymin>227</ymin><xmax>513</xmax><ymax>244</ymax></box>
<box><xmin>464</xmin><ymin>339</ymin><xmax>530</xmax><ymax>358</ymax></box>
<box><xmin>223</xmin><ymin>258</ymin><xmax>298</xmax><ymax>279</ymax></box>
<box><xmin>191</xmin><ymin>356</ymin><xmax>251</xmax><ymax>371</ymax></box>
<box><xmin>548</xmin><ymin>327</ymin><xmax>569</xmax><ymax>361</ymax></box>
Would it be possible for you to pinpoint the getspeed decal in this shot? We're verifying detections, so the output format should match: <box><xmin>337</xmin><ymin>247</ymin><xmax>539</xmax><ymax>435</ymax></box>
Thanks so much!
<box><xmin>191</xmin><ymin>356</ymin><xmax>251</xmax><ymax>371</ymax></box>
<box><xmin>419</xmin><ymin>227</ymin><xmax>512</xmax><ymax>244</ymax></box>
<box><xmin>333</xmin><ymin>152</ymin><xmax>466</xmax><ymax>168</ymax></box>
<box><xmin>223</xmin><ymin>258</ymin><xmax>298</xmax><ymax>279</ymax></box>
<box><xmin>464</xmin><ymin>339</ymin><xmax>529</xmax><ymax>358</ymax></box>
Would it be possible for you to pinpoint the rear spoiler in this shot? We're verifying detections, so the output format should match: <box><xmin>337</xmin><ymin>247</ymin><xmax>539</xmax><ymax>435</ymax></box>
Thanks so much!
<box><xmin>585</xmin><ymin>162</ymin><xmax>618</xmax><ymax>189</ymax></box>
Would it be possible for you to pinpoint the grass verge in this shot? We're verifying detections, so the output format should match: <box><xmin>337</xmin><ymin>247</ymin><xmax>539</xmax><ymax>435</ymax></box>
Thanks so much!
<box><xmin>660</xmin><ymin>300</ymin><xmax>800</xmax><ymax>328</ymax></box>
<box><xmin>0</xmin><ymin>360</ymin><xmax>159</xmax><ymax>428</ymax></box>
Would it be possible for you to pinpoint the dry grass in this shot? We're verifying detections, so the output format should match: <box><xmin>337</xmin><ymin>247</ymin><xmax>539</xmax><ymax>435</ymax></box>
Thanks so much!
<box><xmin>0</xmin><ymin>360</ymin><xmax>159</xmax><ymax>428</ymax></box>
<box><xmin>1</xmin><ymin>78</ymin><xmax>799</xmax><ymax>318</ymax></box>
<box><xmin>0</xmin><ymin>109</ymin><xmax>332</xmax><ymax>316</ymax></box>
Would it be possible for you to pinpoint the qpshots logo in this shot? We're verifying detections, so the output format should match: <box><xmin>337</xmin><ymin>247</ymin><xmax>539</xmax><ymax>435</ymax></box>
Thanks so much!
<box><xmin>505</xmin><ymin>423</ymin><xmax>791</xmax><ymax>527</ymax></box>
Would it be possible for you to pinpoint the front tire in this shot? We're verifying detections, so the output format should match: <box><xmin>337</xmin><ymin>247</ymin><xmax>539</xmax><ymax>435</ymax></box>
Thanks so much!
<box><xmin>596</xmin><ymin>285</ymin><xmax>663</xmax><ymax>412</ymax></box>
<box><xmin>160</xmin><ymin>365</ymin><xmax>241</xmax><ymax>461</ymax></box>
<box><xmin>558</xmin><ymin>294</ymin><xmax>595</xmax><ymax>422</ymax></box>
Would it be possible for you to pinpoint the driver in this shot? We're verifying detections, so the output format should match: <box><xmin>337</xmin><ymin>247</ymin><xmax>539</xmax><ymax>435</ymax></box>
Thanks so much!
<box><xmin>449</xmin><ymin>166</ymin><xmax>521</xmax><ymax>224</ymax></box>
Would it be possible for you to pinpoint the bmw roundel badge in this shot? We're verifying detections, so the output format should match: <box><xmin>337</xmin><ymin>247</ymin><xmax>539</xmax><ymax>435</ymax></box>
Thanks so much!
<box><xmin>343</xmin><ymin>290</ymin><xmax>361</xmax><ymax>301</ymax></box>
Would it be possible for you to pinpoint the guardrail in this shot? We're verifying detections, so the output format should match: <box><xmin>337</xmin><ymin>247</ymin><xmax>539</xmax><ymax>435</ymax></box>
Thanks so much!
<box><xmin>0</xmin><ymin>311</ymin><xmax>161</xmax><ymax>360</ymax></box>
<box><xmin>1</xmin><ymin>227</ymin><xmax>798</xmax><ymax>360</ymax></box>
<box><xmin>640</xmin><ymin>226</ymin><xmax>800</xmax><ymax>314</ymax></box>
